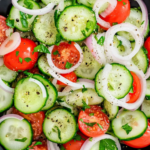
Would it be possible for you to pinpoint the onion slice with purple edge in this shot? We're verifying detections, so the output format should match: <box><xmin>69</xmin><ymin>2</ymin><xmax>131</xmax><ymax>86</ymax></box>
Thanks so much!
<box><xmin>0</xmin><ymin>57</ymin><xmax>4</xmax><ymax>66</ymax></box>
<box><xmin>101</xmin><ymin>63</ymin><xmax>146</xmax><ymax>110</ymax></box>
<box><xmin>104</xmin><ymin>23</ymin><xmax>144</xmax><ymax>61</ymax></box>
<box><xmin>29</xmin><ymin>78</ymin><xmax>47</xmax><ymax>98</ymax></box>
<box><xmin>47</xmin><ymin>140</ymin><xmax>60</xmax><ymax>150</ymax></box>
<box><xmin>93</xmin><ymin>0</ymin><xmax>117</xmax><ymax>29</ymax></box>
<box><xmin>81</xmin><ymin>134</ymin><xmax>121</xmax><ymax>150</ymax></box>
<box><xmin>0</xmin><ymin>78</ymin><xmax>14</xmax><ymax>93</ymax></box>
<box><xmin>0</xmin><ymin>114</ymin><xmax>23</xmax><ymax>123</ymax></box>
<box><xmin>47</xmin><ymin>42</ymin><xmax>83</xmax><ymax>74</ymax></box>
<box><xmin>0</xmin><ymin>32</ymin><xmax>21</xmax><ymax>56</ymax></box>
<box><xmin>145</xmin><ymin>66</ymin><xmax>150</xmax><ymax>79</ymax></box>
<box><xmin>85</xmin><ymin>33</ymin><xmax>106</xmax><ymax>65</ymax></box>
<box><xmin>12</xmin><ymin>0</ymin><xmax>55</xmax><ymax>15</ymax></box>
<box><xmin>135</xmin><ymin>0</ymin><xmax>148</xmax><ymax>36</ymax></box>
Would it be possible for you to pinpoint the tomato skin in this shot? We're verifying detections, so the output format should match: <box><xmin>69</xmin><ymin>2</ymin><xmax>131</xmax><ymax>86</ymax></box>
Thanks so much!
<box><xmin>57</xmin><ymin>72</ymin><xmax>77</xmax><ymax>86</ymax></box>
<box><xmin>78</xmin><ymin>105</ymin><xmax>109</xmax><ymax>137</ymax></box>
<box><xmin>127</xmin><ymin>72</ymin><xmax>141</xmax><ymax>103</ymax></box>
<box><xmin>4</xmin><ymin>38</ymin><xmax>38</xmax><ymax>71</ymax></box>
<box><xmin>29</xmin><ymin>67</ymin><xmax>40</xmax><ymax>74</ymax></box>
<box><xmin>0</xmin><ymin>15</ymin><xmax>10</xmax><ymax>46</ymax></box>
<box><xmin>12</xmin><ymin>108</ymin><xmax>45</xmax><ymax>140</ymax></box>
<box><xmin>144</xmin><ymin>37</ymin><xmax>150</xmax><ymax>65</ymax></box>
<box><xmin>99</xmin><ymin>0</ymin><xmax>130</xmax><ymax>30</ymax></box>
<box><xmin>63</xmin><ymin>132</ymin><xmax>88</xmax><ymax>150</ymax></box>
<box><xmin>123</xmin><ymin>120</ymin><xmax>150</xmax><ymax>148</ymax></box>
<box><xmin>30</xmin><ymin>140</ymin><xmax>47</xmax><ymax>150</ymax></box>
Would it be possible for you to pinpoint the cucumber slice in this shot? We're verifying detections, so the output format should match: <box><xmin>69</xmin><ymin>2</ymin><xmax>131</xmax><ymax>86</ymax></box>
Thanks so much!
<box><xmin>141</xmin><ymin>99</ymin><xmax>150</xmax><ymax>118</ymax></box>
<box><xmin>146</xmin><ymin>80</ymin><xmax>150</xmax><ymax>99</ymax></box>
<box><xmin>33</xmin><ymin>11</ymin><xmax>59</xmax><ymax>46</ymax></box>
<box><xmin>90</xmin><ymin>142</ymin><xmax>100</xmax><ymax>150</ymax></box>
<box><xmin>42</xmin><ymin>0</ymin><xmax>72</xmax><ymax>6</ymax></box>
<box><xmin>56</xmin><ymin>5</ymin><xmax>97</xmax><ymax>41</ymax></box>
<box><xmin>0</xmin><ymin>118</ymin><xmax>32</xmax><ymax>150</ymax></box>
<box><xmin>38</xmin><ymin>55</ymin><xmax>51</xmax><ymax>76</ymax></box>
<box><xmin>77</xmin><ymin>0</ymin><xmax>96</xmax><ymax>7</ymax></box>
<box><xmin>75</xmin><ymin>46</ymin><xmax>102</xmax><ymax>80</ymax></box>
<box><xmin>9</xmin><ymin>0</ymin><xmax>40</xmax><ymax>31</ymax></box>
<box><xmin>43</xmin><ymin>108</ymin><xmax>77</xmax><ymax>144</ymax></box>
<box><xmin>103</xmin><ymin>100</ymin><xmax>119</xmax><ymax>120</ymax></box>
<box><xmin>0</xmin><ymin>82</ymin><xmax>13</xmax><ymax>113</ymax></box>
<box><xmin>33</xmin><ymin>74</ymin><xmax>58</xmax><ymax>110</ymax></box>
<box><xmin>112</xmin><ymin>110</ymin><xmax>148</xmax><ymax>140</ymax></box>
<box><xmin>63</xmin><ymin>88</ymin><xmax>103</xmax><ymax>106</ymax></box>
<box><xmin>95</xmin><ymin>63</ymin><xmax>133</xmax><ymax>99</ymax></box>
<box><xmin>14</xmin><ymin>77</ymin><xmax>48</xmax><ymax>114</ymax></box>
<box><xmin>0</xmin><ymin>65</ymin><xmax>18</xmax><ymax>82</ymax></box>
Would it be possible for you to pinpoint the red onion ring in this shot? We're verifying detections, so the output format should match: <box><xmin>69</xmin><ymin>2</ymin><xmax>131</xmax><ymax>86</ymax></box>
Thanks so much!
<box><xmin>145</xmin><ymin>66</ymin><xmax>150</xmax><ymax>79</ymax></box>
<box><xmin>0</xmin><ymin>114</ymin><xmax>23</xmax><ymax>123</ymax></box>
<box><xmin>12</xmin><ymin>0</ymin><xmax>55</xmax><ymax>15</ymax></box>
<box><xmin>47</xmin><ymin>42</ymin><xmax>83</xmax><ymax>74</ymax></box>
<box><xmin>0</xmin><ymin>32</ymin><xmax>21</xmax><ymax>56</ymax></box>
<box><xmin>0</xmin><ymin>57</ymin><xmax>4</xmax><ymax>66</ymax></box>
<box><xmin>47</xmin><ymin>140</ymin><xmax>60</xmax><ymax>150</ymax></box>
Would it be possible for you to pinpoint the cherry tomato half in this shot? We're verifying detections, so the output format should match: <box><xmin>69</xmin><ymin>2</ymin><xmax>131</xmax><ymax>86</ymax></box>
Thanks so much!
<box><xmin>123</xmin><ymin>120</ymin><xmax>150</xmax><ymax>148</ymax></box>
<box><xmin>13</xmin><ymin>108</ymin><xmax>45</xmax><ymax>140</ymax></box>
<box><xmin>30</xmin><ymin>140</ymin><xmax>47</xmax><ymax>150</ymax></box>
<box><xmin>4</xmin><ymin>38</ymin><xmax>38</xmax><ymax>71</ymax></box>
<box><xmin>51</xmin><ymin>42</ymin><xmax>80</xmax><ymax>69</ymax></box>
<box><xmin>63</xmin><ymin>132</ymin><xmax>88</xmax><ymax>150</ymax></box>
<box><xmin>144</xmin><ymin>37</ymin><xmax>150</xmax><ymax>65</ymax></box>
<box><xmin>99</xmin><ymin>0</ymin><xmax>130</xmax><ymax>30</ymax></box>
<box><xmin>57</xmin><ymin>72</ymin><xmax>77</xmax><ymax>86</ymax></box>
<box><xmin>78</xmin><ymin>105</ymin><xmax>109</xmax><ymax>137</ymax></box>
<box><xmin>0</xmin><ymin>15</ymin><xmax>10</xmax><ymax>46</ymax></box>
<box><xmin>127</xmin><ymin>72</ymin><xmax>141</xmax><ymax>103</ymax></box>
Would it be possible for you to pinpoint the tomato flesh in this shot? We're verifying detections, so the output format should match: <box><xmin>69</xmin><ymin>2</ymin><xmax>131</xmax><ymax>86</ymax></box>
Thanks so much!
<box><xmin>4</xmin><ymin>38</ymin><xmax>38</xmax><ymax>71</ymax></box>
<box><xmin>30</xmin><ymin>140</ymin><xmax>47</xmax><ymax>150</ymax></box>
<box><xmin>127</xmin><ymin>72</ymin><xmax>141</xmax><ymax>103</ymax></box>
<box><xmin>144</xmin><ymin>37</ymin><xmax>150</xmax><ymax>65</ymax></box>
<box><xmin>51</xmin><ymin>42</ymin><xmax>80</xmax><ymax>69</ymax></box>
<box><xmin>78</xmin><ymin>105</ymin><xmax>109</xmax><ymax>137</ymax></box>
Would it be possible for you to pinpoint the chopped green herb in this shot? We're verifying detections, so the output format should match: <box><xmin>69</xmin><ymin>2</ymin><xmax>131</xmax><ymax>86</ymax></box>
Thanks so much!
<box><xmin>97</xmin><ymin>36</ymin><xmax>105</xmax><ymax>46</ymax></box>
<box><xmin>55</xmin><ymin>126</ymin><xmax>61</xmax><ymax>141</ymax></box>
<box><xmin>27</xmin><ymin>14</ymin><xmax>33</xmax><ymax>19</ymax></box>
<box><xmin>89</xmin><ymin>113</ymin><xmax>94</xmax><ymax>116</ymax></box>
<box><xmin>19</xmin><ymin>57</ymin><xmax>23</xmax><ymax>64</ymax></box>
<box><xmin>24</xmin><ymin>57</ymin><xmax>32</xmax><ymax>62</ymax></box>
<box><xmin>70</xmin><ymin>90</ymin><xmax>74</xmax><ymax>93</ymax></box>
<box><xmin>65</xmin><ymin>61</ymin><xmax>73</xmax><ymax>69</ymax></box>
<box><xmin>82</xmin><ymin>100</ymin><xmax>90</xmax><ymax>111</ymax></box>
<box><xmin>34</xmin><ymin>141</ymin><xmax>42</xmax><ymax>146</ymax></box>
<box><xmin>68</xmin><ymin>41</ymin><xmax>72</xmax><ymax>44</ymax></box>
<box><xmin>81</xmin><ymin>30</ymin><xmax>86</xmax><ymax>37</ymax></box>
<box><xmin>89</xmin><ymin>137</ymin><xmax>93</xmax><ymax>141</ymax></box>
<box><xmin>118</xmin><ymin>0</ymin><xmax>122</xmax><ymax>1</ymax></box>
<box><xmin>97</xmin><ymin>123</ymin><xmax>103</xmax><ymax>129</ymax></box>
<box><xmin>23</xmin><ymin>71</ymin><xmax>33</xmax><ymax>77</ymax></box>
<box><xmin>24</xmin><ymin>0</ymin><xmax>33</xmax><ymax>9</ymax></box>
<box><xmin>79</xmin><ymin>118</ymin><xmax>83</xmax><ymax>122</ymax></box>
<box><xmin>73</xmin><ymin>134</ymin><xmax>85</xmax><ymax>141</ymax></box>
<box><xmin>15</xmin><ymin>137</ymin><xmax>27</xmax><ymax>142</ymax></box>
<box><xmin>86</xmin><ymin>21</ymin><xmax>93</xmax><ymax>32</ymax></box>
<box><xmin>82</xmin><ymin>85</ymin><xmax>87</xmax><ymax>93</ymax></box>
<box><xmin>20</xmin><ymin>11</ymin><xmax>27</xmax><ymax>19</ymax></box>
<box><xmin>83</xmin><ymin>122</ymin><xmax>96</xmax><ymax>127</ymax></box>
<box><xmin>100</xmin><ymin>139</ymin><xmax>118</xmax><ymax>150</ymax></box>
<box><xmin>87</xmin><ymin>128</ymin><xmax>90</xmax><ymax>132</ymax></box>
<box><xmin>122</xmin><ymin>123</ymin><xmax>132</xmax><ymax>134</ymax></box>
<box><xmin>112</xmin><ymin>22</ymin><xmax>118</xmax><ymax>26</ymax></box>
<box><xmin>141</xmin><ymin>21</ymin><xmax>145</xmax><ymax>25</ymax></box>
<box><xmin>55</xmin><ymin>34</ymin><xmax>62</xmax><ymax>46</ymax></box>
<box><xmin>6</xmin><ymin>18</ymin><xmax>14</xmax><ymax>28</ymax></box>
<box><xmin>117</xmin><ymin>40</ymin><xmax>122</xmax><ymax>48</ymax></box>
<box><xmin>94</xmin><ymin>34</ymin><xmax>98</xmax><ymax>41</ymax></box>
<box><xmin>53</xmin><ymin>50</ymin><xmax>59</xmax><ymax>55</ymax></box>
<box><xmin>16</xmin><ymin>51</ymin><xmax>19</xmax><ymax>56</ymax></box>
<box><xmin>123</xmin><ymin>2</ymin><xmax>126</xmax><ymax>5</ymax></box>
<box><xmin>34</xmin><ymin>44</ymin><xmax>50</xmax><ymax>54</ymax></box>
<box><xmin>20</xmin><ymin>18</ymin><xmax>28</xmax><ymax>28</ymax></box>
<box><xmin>60</xmin><ymin>145</ymin><xmax>66</xmax><ymax>150</ymax></box>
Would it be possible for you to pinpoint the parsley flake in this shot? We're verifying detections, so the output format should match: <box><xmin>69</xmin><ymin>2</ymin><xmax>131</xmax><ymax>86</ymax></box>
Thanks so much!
<box><xmin>6</xmin><ymin>17</ymin><xmax>14</xmax><ymax>28</ymax></box>
<box><xmin>19</xmin><ymin>57</ymin><xmax>23</xmax><ymax>64</ymax></box>
<box><xmin>16</xmin><ymin>51</ymin><xmax>19</xmax><ymax>56</ymax></box>
<box><xmin>97</xmin><ymin>36</ymin><xmax>105</xmax><ymax>46</ymax></box>
<box><xmin>65</xmin><ymin>62</ymin><xmax>73</xmax><ymax>69</ymax></box>
<box><xmin>53</xmin><ymin>50</ymin><xmax>59</xmax><ymax>55</ymax></box>
<box><xmin>122</xmin><ymin>123</ymin><xmax>132</xmax><ymax>134</ymax></box>
<box><xmin>15</xmin><ymin>137</ymin><xmax>27</xmax><ymax>142</ymax></box>
<box><xmin>82</xmin><ymin>85</ymin><xmax>87</xmax><ymax>93</ymax></box>
<box><xmin>123</xmin><ymin>2</ymin><xmax>126</xmax><ymax>5</ymax></box>
<box><xmin>97</xmin><ymin>123</ymin><xmax>103</xmax><ymax>129</ymax></box>
<box><xmin>89</xmin><ymin>113</ymin><xmax>94</xmax><ymax>116</ymax></box>
<box><xmin>24</xmin><ymin>57</ymin><xmax>32</xmax><ymax>62</ymax></box>
<box><xmin>82</xmin><ymin>100</ymin><xmax>90</xmax><ymax>111</ymax></box>
<box><xmin>89</xmin><ymin>137</ymin><xmax>93</xmax><ymax>141</ymax></box>
<box><xmin>34</xmin><ymin>44</ymin><xmax>50</xmax><ymax>54</ymax></box>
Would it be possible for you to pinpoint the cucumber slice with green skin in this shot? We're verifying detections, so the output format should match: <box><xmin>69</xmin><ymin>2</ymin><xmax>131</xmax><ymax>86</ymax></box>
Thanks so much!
<box><xmin>111</xmin><ymin>110</ymin><xmax>148</xmax><ymax>141</ymax></box>
<box><xmin>0</xmin><ymin>82</ymin><xmax>13</xmax><ymax>113</ymax></box>
<box><xmin>90</xmin><ymin>141</ymin><xmax>100</xmax><ymax>150</ymax></box>
<box><xmin>63</xmin><ymin>88</ymin><xmax>103</xmax><ymax>106</ymax></box>
<box><xmin>77</xmin><ymin>0</ymin><xmax>96</xmax><ymax>7</ymax></box>
<box><xmin>43</xmin><ymin>108</ymin><xmax>77</xmax><ymax>144</ymax></box>
<box><xmin>141</xmin><ymin>99</ymin><xmax>150</xmax><ymax>118</ymax></box>
<box><xmin>146</xmin><ymin>80</ymin><xmax>150</xmax><ymax>99</ymax></box>
<box><xmin>33</xmin><ymin>11</ymin><xmax>59</xmax><ymax>46</ymax></box>
<box><xmin>0</xmin><ymin>65</ymin><xmax>18</xmax><ymax>82</ymax></box>
<box><xmin>117</xmin><ymin>8</ymin><xmax>149</xmax><ymax>41</ymax></box>
<box><xmin>0</xmin><ymin>118</ymin><xmax>33</xmax><ymax>150</ymax></box>
<box><xmin>75</xmin><ymin>46</ymin><xmax>102</xmax><ymax>80</ymax></box>
<box><xmin>9</xmin><ymin>0</ymin><xmax>40</xmax><ymax>32</ymax></box>
<box><xmin>103</xmin><ymin>100</ymin><xmax>119</xmax><ymax>120</ymax></box>
<box><xmin>95</xmin><ymin>63</ymin><xmax>133</xmax><ymax>99</ymax></box>
<box><xmin>33</xmin><ymin>74</ymin><xmax>58</xmax><ymax>110</ymax></box>
<box><xmin>56</xmin><ymin>5</ymin><xmax>97</xmax><ymax>41</ymax></box>
<box><xmin>14</xmin><ymin>77</ymin><xmax>48</xmax><ymax>114</ymax></box>
<box><xmin>38</xmin><ymin>55</ymin><xmax>51</xmax><ymax>77</ymax></box>
<box><xmin>42</xmin><ymin>0</ymin><xmax>72</xmax><ymax>6</ymax></box>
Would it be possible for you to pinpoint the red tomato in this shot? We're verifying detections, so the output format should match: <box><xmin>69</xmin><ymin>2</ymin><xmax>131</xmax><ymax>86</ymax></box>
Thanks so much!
<box><xmin>29</xmin><ymin>67</ymin><xmax>40</xmax><ymax>74</ymax></box>
<box><xmin>30</xmin><ymin>140</ymin><xmax>47</xmax><ymax>150</ymax></box>
<box><xmin>127</xmin><ymin>72</ymin><xmax>141</xmax><ymax>103</ymax></box>
<box><xmin>78</xmin><ymin>105</ymin><xmax>109</xmax><ymax>137</ymax></box>
<box><xmin>99</xmin><ymin>0</ymin><xmax>130</xmax><ymax>30</ymax></box>
<box><xmin>13</xmin><ymin>108</ymin><xmax>45</xmax><ymax>140</ymax></box>
<box><xmin>0</xmin><ymin>16</ymin><xmax>10</xmax><ymax>46</ymax></box>
<box><xmin>63</xmin><ymin>132</ymin><xmax>88</xmax><ymax>150</ymax></box>
<box><xmin>4</xmin><ymin>38</ymin><xmax>38</xmax><ymax>71</ymax></box>
<box><xmin>123</xmin><ymin>120</ymin><xmax>150</xmax><ymax>148</ymax></box>
<box><xmin>57</xmin><ymin>72</ymin><xmax>77</xmax><ymax>86</ymax></box>
<box><xmin>51</xmin><ymin>42</ymin><xmax>80</xmax><ymax>69</ymax></box>
<box><xmin>144</xmin><ymin>37</ymin><xmax>150</xmax><ymax>65</ymax></box>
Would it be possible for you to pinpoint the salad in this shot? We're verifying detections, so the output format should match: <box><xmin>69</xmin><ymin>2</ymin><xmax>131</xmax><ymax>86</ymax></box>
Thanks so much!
<box><xmin>0</xmin><ymin>0</ymin><xmax>150</xmax><ymax>149</ymax></box>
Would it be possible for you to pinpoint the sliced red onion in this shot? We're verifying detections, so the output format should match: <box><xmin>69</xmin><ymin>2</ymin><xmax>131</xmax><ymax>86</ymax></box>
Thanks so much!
<box><xmin>0</xmin><ymin>57</ymin><xmax>4</xmax><ymax>66</ymax></box>
<box><xmin>85</xmin><ymin>35</ymin><xmax>93</xmax><ymax>52</ymax></box>
<box><xmin>81</xmin><ymin>134</ymin><xmax>121</xmax><ymax>150</ymax></box>
<box><xmin>104</xmin><ymin>23</ymin><xmax>144</xmax><ymax>61</ymax></box>
<box><xmin>29</xmin><ymin>78</ymin><xmax>47</xmax><ymax>98</ymax></box>
<box><xmin>101</xmin><ymin>63</ymin><xmax>146</xmax><ymax>110</ymax></box>
<box><xmin>0</xmin><ymin>114</ymin><xmax>23</xmax><ymax>123</ymax></box>
<box><xmin>12</xmin><ymin>0</ymin><xmax>55</xmax><ymax>15</ymax></box>
<box><xmin>56</xmin><ymin>0</ymin><xmax>64</xmax><ymax>11</ymax></box>
<box><xmin>47</xmin><ymin>42</ymin><xmax>83</xmax><ymax>74</ymax></box>
<box><xmin>145</xmin><ymin>66</ymin><xmax>150</xmax><ymax>79</ymax></box>
<box><xmin>0</xmin><ymin>32</ymin><xmax>21</xmax><ymax>56</ymax></box>
<box><xmin>93</xmin><ymin>0</ymin><xmax>117</xmax><ymax>29</ymax></box>
<box><xmin>135</xmin><ymin>0</ymin><xmax>148</xmax><ymax>36</ymax></box>
<box><xmin>0</xmin><ymin>78</ymin><xmax>14</xmax><ymax>94</ymax></box>
<box><xmin>47</xmin><ymin>140</ymin><xmax>60</xmax><ymax>150</ymax></box>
